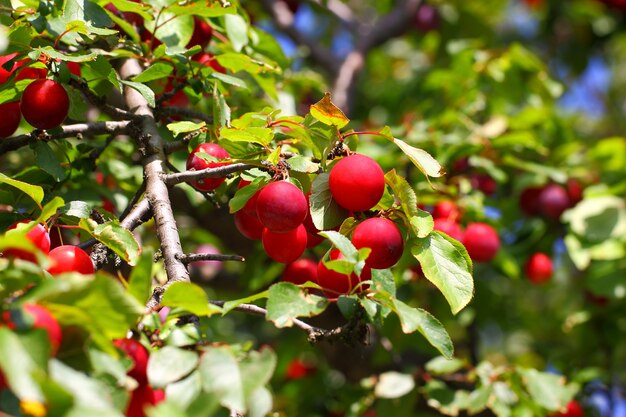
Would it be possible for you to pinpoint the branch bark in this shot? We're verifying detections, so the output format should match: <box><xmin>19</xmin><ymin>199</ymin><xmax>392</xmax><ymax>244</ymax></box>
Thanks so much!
<box><xmin>162</xmin><ymin>163</ymin><xmax>254</xmax><ymax>186</ymax></box>
<box><xmin>0</xmin><ymin>120</ymin><xmax>132</xmax><ymax>155</ymax></box>
<box><xmin>119</xmin><ymin>59</ymin><xmax>190</xmax><ymax>310</ymax></box>
<box><xmin>179</xmin><ymin>252</ymin><xmax>245</xmax><ymax>264</ymax></box>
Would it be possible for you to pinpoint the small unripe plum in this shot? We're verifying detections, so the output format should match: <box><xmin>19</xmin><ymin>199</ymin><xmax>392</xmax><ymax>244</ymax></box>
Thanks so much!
<box><xmin>47</xmin><ymin>245</ymin><xmax>94</xmax><ymax>275</ymax></box>
<box><xmin>234</xmin><ymin>210</ymin><xmax>264</xmax><ymax>240</ymax></box>
<box><xmin>524</xmin><ymin>252</ymin><xmax>553</xmax><ymax>284</ymax></box>
<box><xmin>316</xmin><ymin>249</ymin><xmax>371</xmax><ymax>297</ymax></box>
<box><xmin>3</xmin><ymin>222</ymin><xmax>50</xmax><ymax>263</ymax></box>
<box><xmin>186</xmin><ymin>143</ymin><xmax>230</xmax><ymax>191</ymax></box>
<box><xmin>256</xmin><ymin>181</ymin><xmax>308</xmax><ymax>232</ymax></box>
<box><xmin>2</xmin><ymin>304</ymin><xmax>62</xmax><ymax>355</ymax></box>
<box><xmin>113</xmin><ymin>338</ymin><xmax>150</xmax><ymax>384</ymax></box>
<box><xmin>519</xmin><ymin>186</ymin><xmax>543</xmax><ymax>216</ymax></box>
<box><xmin>282</xmin><ymin>258</ymin><xmax>318</xmax><ymax>285</ymax></box>
<box><xmin>433</xmin><ymin>218</ymin><xmax>464</xmax><ymax>241</ymax></box>
<box><xmin>329</xmin><ymin>154</ymin><xmax>385</xmax><ymax>212</ymax></box>
<box><xmin>463</xmin><ymin>222</ymin><xmax>500</xmax><ymax>263</ymax></box>
<box><xmin>0</xmin><ymin>101</ymin><xmax>21</xmax><ymax>138</ymax></box>
<box><xmin>352</xmin><ymin>218</ymin><xmax>404</xmax><ymax>269</ymax></box>
<box><xmin>194</xmin><ymin>52</ymin><xmax>226</xmax><ymax>74</ymax></box>
<box><xmin>262</xmin><ymin>224</ymin><xmax>307</xmax><ymax>264</ymax></box>
<box><xmin>414</xmin><ymin>4</ymin><xmax>440</xmax><ymax>33</ymax></box>
<box><xmin>188</xmin><ymin>17</ymin><xmax>213</xmax><ymax>49</ymax></box>
<box><xmin>539</xmin><ymin>184</ymin><xmax>570</xmax><ymax>220</ymax></box>
<box><xmin>21</xmin><ymin>79</ymin><xmax>69</xmax><ymax>130</ymax></box>
<box><xmin>432</xmin><ymin>200</ymin><xmax>460</xmax><ymax>221</ymax></box>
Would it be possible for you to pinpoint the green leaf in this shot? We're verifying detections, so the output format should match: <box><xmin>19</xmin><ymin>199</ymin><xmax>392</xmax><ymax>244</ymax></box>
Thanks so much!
<box><xmin>310</xmin><ymin>93</ymin><xmax>349</xmax><ymax>128</ymax></box>
<box><xmin>265</xmin><ymin>282</ymin><xmax>329</xmax><ymax>328</ymax></box>
<box><xmin>220</xmin><ymin>126</ymin><xmax>273</xmax><ymax>146</ymax></box>
<box><xmin>33</xmin><ymin>142</ymin><xmax>66</xmax><ymax>182</ymax></box>
<box><xmin>148</xmin><ymin>346</ymin><xmax>199</xmax><ymax>388</ymax></box>
<box><xmin>239</xmin><ymin>348</ymin><xmax>276</xmax><ymax>399</ymax></box>
<box><xmin>0</xmin><ymin>173</ymin><xmax>44</xmax><ymax>207</ymax></box>
<box><xmin>385</xmin><ymin>169</ymin><xmax>418</xmax><ymax>218</ymax></box>
<box><xmin>79</xmin><ymin>218</ymin><xmax>141</xmax><ymax>266</ymax></box>
<box><xmin>374</xmin><ymin>371</ymin><xmax>415</xmax><ymax>399</ymax></box>
<box><xmin>210</xmin><ymin>72</ymin><xmax>248</xmax><ymax>89</ymax></box>
<box><xmin>309</xmin><ymin>172</ymin><xmax>350</xmax><ymax>230</ymax></box>
<box><xmin>287</xmin><ymin>155</ymin><xmax>319</xmax><ymax>173</ymax></box>
<box><xmin>168</xmin><ymin>3</ymin><xmax>237</xmax><ymax>17</ymax></box>
<box><xmin>563</xmin><ymin>196</ymin><xmax>626</xmax><ymax>242</ymax></box>
<box><xmin>319</xmin><ymin>230</ymin><xmax>358</xmax><ymax>260</ymax></box>
<box><xmin>120</xmin><ymin>80</ymin><xmax>155</xmax><ymax>107</ymax></box>
<box><xmin>132</xmin><ymin>62</ymin><xmax>174</xmax><ymax>83</ymax></box>
<box><xmin>412</xmin><ymin>232</ymin><xmax>474</xmax><ymax>315</ymax></box>
<box><xmin>0</xmin><ymin>328</ymin><xmax>44</xmax><ymax>402</ymax></box>
<box><xmin>224</xmin><ymin>14</ymin><xmax>248</xmax><ymax>52</ymax></box>
<box><xmin>392</xmin><ymin>138</ymin><xmax>445</xmax><ymax>178</ymax></box>
<box><xmin>410</xmin><ymin>210</ymin><xmax>435</xmax><ymax>238</ymax></box>
<box><xmin>518</xmin><ymin>368</ymin><xmax>576</xmax><ymax>411</ymax></box>
<box><xmin>37</xmin><ymin>196</ymin><xmax>65</xmax><ymax>224</ymax></box>
<box><xmin>216</xmin><ymin>53</ymin><xmax>267</xmax><ymax>74</ymax></box>
<box><xmin>229</xmin><ymin>176</ymin><xmax>268</xmax><ymax>214</ymax></box>
<box><xmin>161</xmin><ymin>282</ymin><xmax>222</xmax><ymax>317</ymax></box>
<box><xmin>166</xmin><ymin>121</ymin><xmax>206</xmax><ymax>136</ymax></box>
<box><xmin>59</xmin><ymin>200</ymin><xmax>92</xmax><ymax>220</ymax></box>
<box><xmin>425</xmin><ymin>356</ymin><xmax>465</xmax><ymax>375</ymax></box>
<box><xmin>199</xmin><ymin>346</ymin><xmax>245</xmax><ymax>412</ymax></box>
<box><xmin>127</xmin><ymin>249</ymin><xmax>154</xmax><ymax>305</ymax></box>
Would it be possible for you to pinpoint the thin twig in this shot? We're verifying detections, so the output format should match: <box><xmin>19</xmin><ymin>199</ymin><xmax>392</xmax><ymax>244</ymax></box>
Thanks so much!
<box><xmin>0</xmin><ymin>120</ymin><xmax>132</xmax><ymax>155</ymax></box>
<box><xmin>162</xmin><ymin>163</ymin><xmax>254</xmax><ymax>186</ymax></box>
<box><xmin>178</xmin><ymin>253</ymin><xmax>245</xmax><ymax>264</ymax></box>
<box><xmin>69</xmin><ymin>78</ymin><xmax>138</xmax><ymax>120</ymax></box>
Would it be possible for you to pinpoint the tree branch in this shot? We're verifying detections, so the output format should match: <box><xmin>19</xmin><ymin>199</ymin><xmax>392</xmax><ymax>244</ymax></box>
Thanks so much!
<box><xmin>260</xmin><ymin>0</ymin><xmax>339</xmax><ymax>74</ymax></box>
<box><xmin>119</xmin><ymin>59</ymin><xmax>190</xmax><ymax>310</ymax></box>
<box><xmin>162</xmin><ymin>163</ymin><xmax>254</xmax><ymax>186</ymax></box>
<box><xmin>178</xmin><ymin>252</ymin><xmax>245</xmax><ymax>264</ymax></box>
<box><xmin>69</xmin><ymin>78</ymin><xmax>138</xmax><ymax>120</ymax></box>
<box><xmin>0</xmin><ymin>120</ymin><xmax>132</xmax><ymax>155</ymax></box>
<box><xmin>209</xmin><ymin>300</ymin><xmax>369</xmax><ymax>345</ymax></box>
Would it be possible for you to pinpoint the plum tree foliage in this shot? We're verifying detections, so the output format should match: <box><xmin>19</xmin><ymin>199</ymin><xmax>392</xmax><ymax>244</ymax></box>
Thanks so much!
<box><xmin>0</xmin><ymin>0</ymin><xmax>625</xmax><ymax>417</ymax></box>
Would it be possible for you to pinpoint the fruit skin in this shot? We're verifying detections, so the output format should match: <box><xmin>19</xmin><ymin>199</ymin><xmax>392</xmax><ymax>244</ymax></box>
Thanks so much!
<box><xmin>188</xmin><ymin>17</ymin><xmax>213</xmax><ymax>49</ymax></box>
<box><xmin>539</xmin><ymin>184</ymin><xmax>570</xmax><ymax>220</ymax></box>
<box><xmin>256</xmin><ymin>181</ymin><xmax>308</xmax><ymax>232</ymax></box>
<box><xmin>3</xmin><ymin>222</ymin><xmax>51</xmax><ymax>263</ymax></box>
<box><xmin>519</xmin><ymin>186</ymin><xmax>544</xmax><ymax>216</ymax></box>
<box><xmin>524</xmin><ymin>252</ymin><xmax>553</xmax><ymax>284</ymax></box>
<box><xmin>47</xmin><ymin>245</ymin><xmax>94</xmax><ymax>275</ymax></box>
<box><xmin>316</xmin><ymin>249</ymin><xmax>371</xmax><ymax>297</ymax></box>
<box><xmin>186</xmin><ymin>143</ymin><xmax>230</xmax><ymax>191</ymax></box>
<box><xmin>0</xmin><ymin>101</ymin><xmax>21</xmax><ymax>138</ymax></box>
<box><xmin>2</xmin><ymin>304</ymin><xmax>62</xmax><ymax>355</ymax></box>
<box><xmin>20</xmin><ymin>79</ymin><xmax>70</xmax><ymax>130</ymax></box>
<box><xmin>262</xmin><ymin>224</ymin><xmax>307</xmax><ymax>264</ymax></box>
<box><xmin>414</xmin><ymin>4</ymin><xmax>440</xmax><ymax>33</ymax></box>
<box><xmin>352</xmin><ymin>218</ymin><xmax>404</xmax><ymax>269</ymax></box>
<box><xmin>285</xmin><ymin>359</ymin><xmax>316</xmax><ymax>380</ymax></box>
<box><xmin>194</xmin><ymin>52</ymin><xmax>226</xmax><ymax>74</ymax></box>
<box><xmin>548</xmin><ymin>400</ymin><xmax>584</xmax><ymax>417</ymax></box>
<box><xmin>462</xmin><ymin>222</ymin><xmax>500</xmax><ymax>263</ymax></box>
<box><xmin>234</xmin><ymin>210</ymin><xmax>264</xmax><ymax>241</ymax></box>
<box><xmin>0</xmin><ymin>53</ymin><xmax>19</xmax><ymax>84</ymax></box>
<box><xmin>329</xmin><ymin>154</ymin><xmax>385</xmax><ymax>212</ymax></box>
<box><xmin>432</xmin><ymin>200</ymin><xmax>461</xmax><ymax>221</ymax></box>
<box><xmin>282</xmin><ymin>258</ymin><xmax>318</xmax><ymax>285</ymax></box>
<box><xmin>470</xmin><ymin>174</ymin><xmax>497</xmax><ymax>195</ymax></box>
<box><xmin>125</xmin><ymin>384</ymin><xmax>165</xmax><ymax>417</ymax></box>
<box><xmin>433</xmin><ymin>218</ymin><xmax>464</xmax><ymax>241</ymax></box>
<box><xmin>113</xmin><ymin>338</ymin><xmax>150</xmax><ymax>384</ymax></box>
<box><xmin>566</xmin><ymin>179</ymin><xmax>583</xmax><ymax>206</ymax></box>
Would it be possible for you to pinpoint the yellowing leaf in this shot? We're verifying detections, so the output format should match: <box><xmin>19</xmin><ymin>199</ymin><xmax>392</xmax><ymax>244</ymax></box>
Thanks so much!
<box><xmin>310</xmin><ymin>93</ymin><xmax>349</xmax><ymax>129</ymax></box>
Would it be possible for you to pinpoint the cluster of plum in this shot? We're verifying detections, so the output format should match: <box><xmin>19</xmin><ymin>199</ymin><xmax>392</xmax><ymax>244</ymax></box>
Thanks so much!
<box><xmin>0</xmin><ymin>54</ymin><xmax>75</xmax><ymax>137</ymax></box>
<box><xmin>186</xmin><ymin>144</ymin><xmax>406</xmax><ymax>298</ymax></box>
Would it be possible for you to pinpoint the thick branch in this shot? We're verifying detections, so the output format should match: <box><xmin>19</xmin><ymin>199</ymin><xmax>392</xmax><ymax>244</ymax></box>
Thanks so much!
<box><xmin>162</xmin><ymin>163</ymin><xmax>254</xmax><ymax>186</ymax></box>
<box><xmin>119</xmin><ymin>59</ymin><xmax>190</xmax><ymax>304</ymax></box>
<box><xmin>179</xmin><ymin>253</ymin><xmax>245</xmax><ymax>264</ymax></box>
<box><xmin>260</xmin><ymin>0</ymin><xmax>339</xmax><ymax>74</ymax></box>
<box><xmin>0</xmin><ymin>120</ymin><xmax>132</xmax><ymax>155</ymax></box>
